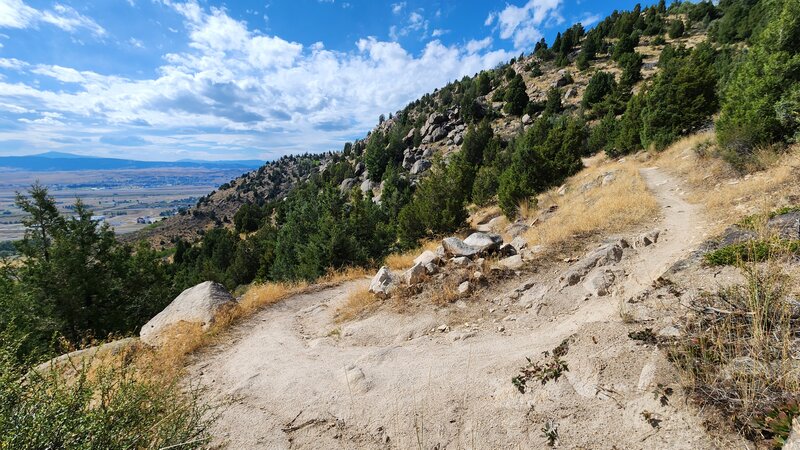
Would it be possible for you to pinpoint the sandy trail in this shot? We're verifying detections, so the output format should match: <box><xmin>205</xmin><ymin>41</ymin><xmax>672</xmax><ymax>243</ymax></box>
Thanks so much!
<box><xmin>190</xmin><ymin>168</ymin><xmax>732</xmax><ymax>449</ymax></box>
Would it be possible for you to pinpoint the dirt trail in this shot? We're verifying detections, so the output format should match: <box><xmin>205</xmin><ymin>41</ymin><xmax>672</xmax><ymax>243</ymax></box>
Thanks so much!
<box><xmin>190</xmin><ymin>168</ymin><xmax>736</xmax><ymax>449</ymax></box>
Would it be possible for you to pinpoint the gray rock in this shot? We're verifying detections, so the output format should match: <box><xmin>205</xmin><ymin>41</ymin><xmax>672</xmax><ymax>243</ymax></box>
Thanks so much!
<box><xmin>561</xmin><ymin>243</ymin><xmax>624</xmax><ymax>287</ymax></box>
<box><xmin>784</xmin><ymin>418</ymin><xmax>800</xmax><ymax>450</ymax></box>
<box><xmin>339</xmin><ymin>178</ymin><xmax>356</xmax><ymax>193</ymax></box>
<box><xmin>422</xmin><ymin>147</ymin><xmax>434</xmax><ymax>158</ymax></box>
<box><xmin>498</xmin><ymin>243</ymin><xmax>517</xmax><ymax>257</ymax></box>
<box><xmin>768</xmin><ymin>211</ymin><xmax>800</xmax><ymax>240</ymax></box>
<box><xmin>635</xmin><ymin>230</ymin><xmax>661</xmax><ymax>248</ymax></box>
<box><xmin>402</xmin><ymin>154</ymin><xmax>416</xmax><ymax>170</ymax></box>
<box><xmin>458</xmin><ymin>281</ymin><xmax>471</xmax><ymax>295</ymax></box>
<box><xmin>140</xmin><ymin>281</ymin><xmax>235</xmax><ymax>346</ymax></box>
<box><xmin>453</xmin><ymin>133</ymin><xmax>463</xmax><ymax>145</ymax></box>
<box><xmin>442</xmin><ymin>237</ymin><xmax>481</xmax><ymax>257</ymax></box>
<box><xmin>601</xmin><ymin>172</ymin><xmax>616</xmax><ymax>186</ymax></box>
<box><xmin>360</xmin><ymin>179</ymin><xmax>375</xmax><ymax>193</ymax></box>
<box><xmin>463</xmin><ymin>232</ymin><xmax>503</xmax><ymax>253</ymax></box>
<box><xmin>658</xmin><ymin>325</ymin><xmax>681</xmax><ymax>338</ymax></box>
<box><xmin>521</xmin><ymin>113</ymin><xmax>533</xmax><ymax>125</ymax></box>
<box><xmin>450</xmin><ymin>256</ymin><xmax>471</xmax><ymax>266</ymax></box>
<box><xmin>404</xmin><ymin>262</ymin><xmax>427</xmax><ymax>285</ymax></box>
<box><xmin>505</xmin><ymin>222</ymin><xmax>530</xmax><ymax>238</ymax></box>
<box><xmin>583</xmin><ymin>268</ymin><xmax>615</xmax><ymax>296</ymax></box>
<box><xmin>423</xmin><ymin>262</ymin><xmax>439</xmax><ymax>275</ymax></box>
<box><xmin>564</xmin><ymin>86</ymin><xmax>578</xmax><ymax>100</ymax></box>
<box><xmin>403</xmin><ymin>128</ymin><xmax>416</xmax><ymax>146</ymax></box>
<box><xmin>498</xmin><ymin>254</ymin><xmax>524</xmax><ymax>270</ymax></box>
<box><xmin>369</xmin><ymin>266</ymin><xmax>394</xmax><ymax>299</ymax></box>
<box><xmin>429</xmin><ymin>126</ymin><xmax>448</xmax><ymax>143</ymax></box>
<box><xmin>510</xmin><ymin>236</ymin><xmax>528</xmax><ymax>253</ymax></box>
<box><xmin>414</xmin><ymin>250</ymin><xmax>441</xmax><ymax>267</ymax></box>
<box><xmin>410</xmin><ymin>159</ymin><xmax>432</xmax><ymax>175</ymax></box>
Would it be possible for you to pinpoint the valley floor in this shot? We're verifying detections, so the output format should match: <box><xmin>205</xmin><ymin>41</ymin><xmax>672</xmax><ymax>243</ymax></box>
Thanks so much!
<box><xmin>190</xmin><ymin>167</ymin><xmax>744</xmax><ymax>449</ymax></box>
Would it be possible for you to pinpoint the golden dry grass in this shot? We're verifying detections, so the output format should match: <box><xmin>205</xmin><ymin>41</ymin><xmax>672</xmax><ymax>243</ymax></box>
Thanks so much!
<box><xmin>431</xmin><ymin>284</ymin><xmax>460</xmax><ymax>306</ymax></box>
<box><xmin>524</xmin><ymin>156</ymin><xmax>660</xmax><ymax>249</ymax></box>
<box><xmin>385</xmin><ymin>240</ymin><xmax>440</xmax><ymax>271</ymax></box>
<box><xmin>334</xmin><ymin>287</ymin><xmax>378</xmax><ymax>323</ymax></box>
<box><xmin>656</xmin><ymin>133</ymin><xmax>800</xmax><ymax>231</ymax></box>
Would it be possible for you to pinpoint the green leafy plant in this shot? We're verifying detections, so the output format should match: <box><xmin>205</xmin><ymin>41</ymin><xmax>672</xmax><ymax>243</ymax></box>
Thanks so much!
<box><xmin>513</xmin><ymin>340</ymin><xmax>570</xmax><ymax>393</ymax></box>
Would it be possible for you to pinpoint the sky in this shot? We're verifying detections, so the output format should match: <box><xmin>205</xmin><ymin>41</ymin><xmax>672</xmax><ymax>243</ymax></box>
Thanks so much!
<box><xmin>0</xmin><ymin>0</ymin><xmax>653</xmax><ymax>161</ymax></box>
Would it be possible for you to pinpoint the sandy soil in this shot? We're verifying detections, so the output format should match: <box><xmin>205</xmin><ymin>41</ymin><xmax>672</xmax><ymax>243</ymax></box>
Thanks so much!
<box><xmin>189</xmin><ymin>167</ymin><xmax>746</xmax><ymax>449</ymax></box>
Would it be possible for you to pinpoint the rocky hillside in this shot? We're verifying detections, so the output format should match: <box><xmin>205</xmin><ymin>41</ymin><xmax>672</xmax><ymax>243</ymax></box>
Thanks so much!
<box><xmin>132</xmin><ymin>2</ymin><xmax>707</xmax><ymax>249</ymax></box>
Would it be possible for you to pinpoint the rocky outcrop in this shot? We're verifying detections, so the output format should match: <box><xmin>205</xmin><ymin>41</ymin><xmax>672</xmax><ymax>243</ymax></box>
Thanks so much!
<box><xmin>561</xmin><ymin>243</ymin><xmax>624</xmax><ymax>288</ymax></box>
<box><xmin>140</xmin><ymin>281</ymin><xmax>236</xmax><ymax>346</ymax></box>
<box><xmin>369</xmin><ymin>266</ymin><xmax>395</xmax><ymax>298</ymax></box>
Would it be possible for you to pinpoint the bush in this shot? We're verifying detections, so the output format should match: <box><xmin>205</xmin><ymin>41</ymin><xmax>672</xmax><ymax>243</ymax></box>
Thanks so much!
<box><xmin>472</xmin><ymin>166</ymin><xmax>501</xmax><ymax>206</ymax></box>
<box><xmin>704</xmin><ymin>239</ymin><xmax>800</xmax><ymax>266</ymax></box>
<box><xmin>668</xmin><ymin>19</ymin><xmax>685</xmax><ymax>38</ymax></box>
<box><xmin>0</xmin><ymin>332</ymin><xmax>214</xmax><ymax>449</ymax></box>
<box><xmin>582</xmin><ymin>71</ymin><xmax>617</xmax><ymax>108</ymax></box>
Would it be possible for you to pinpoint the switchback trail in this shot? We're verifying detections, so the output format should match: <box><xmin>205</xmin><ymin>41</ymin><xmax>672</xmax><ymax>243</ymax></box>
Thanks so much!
<box><xmin>189</xmin><ymin>167</ymin><xmax>738</xmax><ymax>449</ymax></box>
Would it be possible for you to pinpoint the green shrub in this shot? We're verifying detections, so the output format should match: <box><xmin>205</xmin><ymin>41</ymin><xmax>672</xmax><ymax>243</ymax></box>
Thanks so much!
<box><xmin>668</xmin><ymin>19</ymin><xmax>685</xmax><ymax>38</ymax></box>
<box><xmin>704</xmin><ymin>239</ymin><xmax>800</xmax><ymax>266</ymax></box>
<box><xmin>0</xmin><ymin>332</ymin><xmax>214</xmax><ymax>449</ymax></box>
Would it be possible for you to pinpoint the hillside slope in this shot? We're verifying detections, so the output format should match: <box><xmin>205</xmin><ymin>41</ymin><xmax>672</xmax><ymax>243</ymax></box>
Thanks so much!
<box><xmin>189</xmin><ymin>165</ymin><xmax>743</xmax><ymax>448</ymax></box>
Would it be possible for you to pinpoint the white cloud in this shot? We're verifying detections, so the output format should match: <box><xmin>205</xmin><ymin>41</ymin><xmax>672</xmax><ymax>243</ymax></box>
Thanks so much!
<box><xmin>0</xmin><ymin>0</ymin><xmax>106</xmax><ymax>36</ymax></box>
<box><xmin>431</xmin><ymin>29</ymin><xmax>448</xmax><ymax>37</ymax></box>
<box><xmin>490</xmin><ymin>0</ymin><xmax>562</xmax><ymax>49</ymax></box>
<box><xmin>129</xmin><ymin>37</ymin><xmax>144</xmax><ymax>48</ymax></box>
<box><xmin>1</xmin><ymin>0</ymin><xmax>514</xmax><ymax>159</ymax></box>
<box><xmin>466</xmin><ymin>37</ymin><xmax>492</xmax><ymax>54</ymax></box>
<box><xmin>389</xmin><ymin>9</ymin><xmax>429</xmax><ymax>41</ymax></box>
<box><xmin>391</xmin><ymin>2</ymin><xmax>405</xmax><ymax>14</ymax></box>
<box><xmin>579</xmin><ymin>12</ymin><xmax>601</xmax><ymax>27</ymax></box>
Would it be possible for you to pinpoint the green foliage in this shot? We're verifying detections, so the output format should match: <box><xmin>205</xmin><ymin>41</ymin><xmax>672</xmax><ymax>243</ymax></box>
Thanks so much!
<box><xmin>718</xmin><ymin>0</ymin><xmax>800</xmax><ymax>156</ymax></box>
<box><xmin>710</xmin><ymin>0</ymin><xmax>767</xmax><ymax>44</ymax></box>
<box><xmin>397</xmin><ymin>159</ymin><xmax>469</xmax><ymax>248</ymax></box>
<box><xmin>668</xmin><ymin>19</ymin><xmax>685</xmax><ymax>38</ymax></box>
<box><xmin>704</xmin><ymin>239</ymin><xmax>800</xmax><ymax>266</ymax></box>
<box><xmin>582</xmin><ymin>71</ymin><xmax>617</xmax><ymax>108</ymax></box>
<box><xmin>588</xmin><ymin>110</ymin><xmax>618</xmax><ymax>154</ymax></box>
<box><xmin>612</xmin><ymin>93</ymin><xmax>645</xmax><ymax>156</ymax></box>
<box><xmin>472</xmin><ymin>165</ymin><xmax>501</xmax><ymax>206</ymax></box>
<box><xmin>233</xmin><ymin>203</ymin><xmax>266</xmax><ymax>233</ymax></box>
<box><xmin>543</xmin><ymin>88</ymin><xmax>563</xmax><ymax>117</ymax></box>
<box><xmin>612</xmin><ymin>32</ymin><xmax>639</xmax><ymax>61</ymax></box>
<box><xmin>0</xmin><ymin>331</ymin><xmax>214</xmax><ymax>450</ymax></box>
<box><xmin>503</xmin><ymin>74</ymin><xmax>529</xmax><ymax>116</ymax></box>
<box><xmin>512</xmin><ymin>340</ymin><xmax>570</xmax><ymax>393</ymax></box>
<box><xmin>617</xmin><ymin>52</ymin><xmax>643</xmax><ymax>88</ymax></box>
<box><xmin>752</xmin><ymin>399</ymin><xmax>800</xmax><ymax>448</ymax></box>
<box><xmin>498</xmin><ymin>116</ymin><xmax>586</xmax><ymax>217</ymax></box>
<box><xmin>640</xmin><ymin>43</ymin><xmax>720</xmax><ymax>150</ymax></box>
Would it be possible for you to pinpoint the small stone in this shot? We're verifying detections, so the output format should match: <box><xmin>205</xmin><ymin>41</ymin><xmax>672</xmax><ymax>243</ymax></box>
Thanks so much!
<box><xmin>437</xmin><ymin>324</ymin><xmax>449</xmax><ymax>333</ymax></box>
<box><xmin>458</xmin><ymin>281</ymin><xmax>471</xmax><ymax>295</ymax></box>
<box><xmin>497</xmin><ymin>326</ymin><xmax>505</xmax><ymax>332</ymax></box>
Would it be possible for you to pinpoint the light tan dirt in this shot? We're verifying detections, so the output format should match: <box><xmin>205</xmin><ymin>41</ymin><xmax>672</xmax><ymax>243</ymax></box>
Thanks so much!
<box><xmin>189</xmin><ymin>168</ymin><xmax>746</xmax><ymax>449</ymax></box>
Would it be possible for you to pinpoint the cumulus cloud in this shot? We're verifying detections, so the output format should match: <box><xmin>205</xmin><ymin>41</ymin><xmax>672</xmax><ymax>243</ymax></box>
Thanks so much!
<box><xmin>489</xmin><ymin>0</ymin><xmax>563</xmax><ymax>49</ymax></box>
<box><xmin>0</xmin><ymin>0</ymin><xmax>514</xmax><ymax>159</ymax></box>
<box><xmin>0</xmin><ymin>0</ymin><xmax>106</xmax><ymax>36</ymax></box>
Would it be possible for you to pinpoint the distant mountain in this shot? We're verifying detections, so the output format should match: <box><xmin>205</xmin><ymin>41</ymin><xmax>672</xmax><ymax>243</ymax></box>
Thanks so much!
<box><xmin>0</xmin><ymin>152</ymin><xmax>265</xmax><ymax>172</ymax></box>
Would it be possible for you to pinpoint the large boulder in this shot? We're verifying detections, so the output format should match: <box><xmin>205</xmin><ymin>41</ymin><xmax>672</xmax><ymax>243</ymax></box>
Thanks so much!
<box><xmin>404</xmin><ymin>262</ymin><xmax>427</xmax><ymax>285</ymax></box>
<box><xmin>414</xmin><ymin>250</ymin><xmax>441</xmax><ymax>267</ymax></box>
<box><xmin>339</xmin><ymin>178</ymin><xmax>356</xmax><ymax>193</ymax></box>
<box><xmin>442</xmin><ymin>237</ymin><xmax>481</xmax><ymax>258</ymax></box>
<box><xmin>463</xmin><ymin>232</ymin><xmax>503</xmax><ymax>253</ymax></box>
<box><xmin>410</xmin><ymin>159</ymin><xmax>432</xmax><ymax>175</ymax></box>
<box><xmin>140</xmin><ymin>281</ymin><xmax>236</xmax><ymax>346</ymax></box>
<box><xmin>369</xmin><ymin>266</ymin><xmax>395</xmax><ymax>298</ymax></box>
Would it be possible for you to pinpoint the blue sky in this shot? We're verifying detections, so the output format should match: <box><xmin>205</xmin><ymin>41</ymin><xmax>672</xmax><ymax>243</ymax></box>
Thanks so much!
<box><xmin>0</xmin><ymin>0</ymin><xmax>654</xmax><ymax>161</ymax></box>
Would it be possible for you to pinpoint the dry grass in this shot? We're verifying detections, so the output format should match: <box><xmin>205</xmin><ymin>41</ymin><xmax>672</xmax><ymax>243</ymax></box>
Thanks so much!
<box><xmin>431</xmin><ymin>284</ymin><xmax>460</xmax><ymax>306</ymax></box>
<box><xmin>385</xmin><ymin>240</ymin><xmax>440</xmax><ymax>271</ymax></box>
<box><xmin>334</xmin><ymin>287</ymin><xmax>379</xmax><ymax>323</ymax></box>
<box><xmin>524</xmin><ymin>157</ymin><xmax>660</xmax><ymax>249</ymax></box>
<box><xmin>656</xmin><ymin>133</ymin><xmax>800</xmax><ymax>231</ymax></box>
<box><xmin>670</xmin><ymin>258</ymin><xmax>800</xmax><ymax>445</ymax></box>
